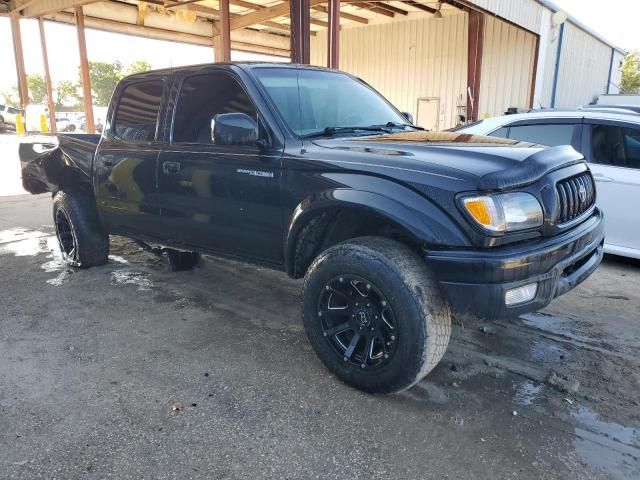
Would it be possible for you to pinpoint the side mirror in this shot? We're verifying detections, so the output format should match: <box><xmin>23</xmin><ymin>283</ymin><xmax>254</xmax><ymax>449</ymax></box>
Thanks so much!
<box><xmin>211</xmin><ymin>113</ymin><xmax>258</xmax><ymax>146</ymax></box>
<box><xmin>401</xmin><ymin>112</ymin><xmax>414</xmax><ymax>124</ymax></box>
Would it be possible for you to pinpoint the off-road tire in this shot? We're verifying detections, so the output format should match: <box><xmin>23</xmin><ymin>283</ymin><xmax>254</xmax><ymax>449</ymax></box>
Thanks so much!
<box><xmin>53</xmin><ymin>189</ymin><xmax>109</xmax><ymax>268</ymax></box>
<box><xmin>303</xmin><ymin>236</ymin><xmax>452</xmax><ymax>394</ymax></box>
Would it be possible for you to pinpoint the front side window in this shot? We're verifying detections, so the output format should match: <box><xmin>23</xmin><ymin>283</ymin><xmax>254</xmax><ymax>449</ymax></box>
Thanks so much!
<box><xmin>172</xmin><ymin>73</ymin><xmax>257</xmax><ymax>144</ymax></box>
<box><xmin>506</xmin><ymin>124</ymin><xmax>575</xmax><ymax>147</ymax></box>
<box><xmin>114</xmin><ymin>80</ymin><xmax>164</xmax><ymax>142</ymax></box>
<box><xmin>253</xmin><ymin>68</ymin><xmax>409</xmax><ymax>137</ymax></box>
<box><xmin>592</xmin><ymin>125</ymin><xmax>640</xmax><ymax>169</ymax></box>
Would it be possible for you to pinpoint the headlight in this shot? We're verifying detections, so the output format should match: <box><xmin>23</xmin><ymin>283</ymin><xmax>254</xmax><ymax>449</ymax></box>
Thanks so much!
<box><xmin>461</xmin><ymin>192</ymin><xmax>543</xmax><ymax>232</ymax></box>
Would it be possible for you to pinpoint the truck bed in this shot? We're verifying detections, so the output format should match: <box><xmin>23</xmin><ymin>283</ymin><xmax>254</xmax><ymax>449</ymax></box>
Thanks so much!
<box><xmin>19</xmin><ymin>133</ymin><xmax>101</xmax><ymax>194</ymax></box>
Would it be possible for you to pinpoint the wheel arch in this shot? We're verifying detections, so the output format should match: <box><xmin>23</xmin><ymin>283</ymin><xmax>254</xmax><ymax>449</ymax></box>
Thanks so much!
<box><xmin>285</xmin><ymin>188</ymin><xmax>467</xmax><ymax>278</ymax></box>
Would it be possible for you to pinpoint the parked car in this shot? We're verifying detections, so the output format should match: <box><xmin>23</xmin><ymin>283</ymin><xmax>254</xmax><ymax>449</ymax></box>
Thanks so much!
<box><xmin>55</xmin><ymin>117</ymin><xmax>71</xmax><ymax>132</ymax></box>
<box><xmin>457</xmin><ymin>110</ymin><xmax>640</xmax><ymax>259</ymax></box>
<box><xmin>19</xmin><ymin>64</ymin><xmax>604</xmax><ymax>394</ymax></box>
<box><xmin>0</xmin><ymin>104</ymin><xmax>22</xmax><ymax>127</ymax></box>
<box><xmin>64</xmin><ymin>115</ymin><xmax>85</xmax><ymax>132</ymax></box>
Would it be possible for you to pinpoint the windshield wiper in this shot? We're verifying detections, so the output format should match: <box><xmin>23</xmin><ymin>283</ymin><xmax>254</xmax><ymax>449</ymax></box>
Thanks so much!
<box><xmin>383</xmin><ymin>121</ymin><xmax>425</xmax><ymax>131</ymax></box>
<box><xmin>302</xmin><ymin>125</ymin><xmax>392</xmax><ymax>139</ymax></box>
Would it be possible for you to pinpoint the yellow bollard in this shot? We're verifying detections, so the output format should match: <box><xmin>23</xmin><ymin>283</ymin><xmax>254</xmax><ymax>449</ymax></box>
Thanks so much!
<box><xmin>15</xmin><ymin>114</ymin><xmax>25</xmax><ymax>136</ymax></box>
<box><xmin>40</xmin><ymin>114</ymin><xmax>49</xmax><ymax>133</ymax></box>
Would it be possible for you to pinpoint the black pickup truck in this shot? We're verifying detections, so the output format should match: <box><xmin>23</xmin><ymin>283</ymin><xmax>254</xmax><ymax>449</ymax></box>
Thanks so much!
<box><xmin>20</xmin><ymin>63</ymin><xmax>604</xmax><ymax>394</ymax></box>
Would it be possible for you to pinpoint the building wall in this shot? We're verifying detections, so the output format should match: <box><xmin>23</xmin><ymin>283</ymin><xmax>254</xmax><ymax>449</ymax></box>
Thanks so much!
<box><xmin>464</xmin><ymin>0</ymin><xmax>542</xmax><ymax>34</ymax></box>
<box><xmin>310</xmin><ymin>13</ymin><xmax>468</xmax><ymax>130</ymax></box>
<box><xmin>554</xmin><ymin>21</ymin><xmax>612</xmax><ymax>107</ymax></box>
<box><xmin>609</xmin><ymin>50</ymin><xmax>625</xmax><ymax>95</ymax></box>
<box><xmin>477</xmin><ymin>15</ymin><xmax>537</xmax><ymax>118</ymax></box>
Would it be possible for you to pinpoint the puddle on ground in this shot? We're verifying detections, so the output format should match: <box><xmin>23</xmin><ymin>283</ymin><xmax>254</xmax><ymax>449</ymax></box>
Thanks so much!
<box><xmin>572</xmin><ymin>405</ymin><xmax>640</xmax><ymax>479</ymax></box>
<box><xmin>111</xmin><ymin>270</ymin><xmax>152</xmax><ymax>291</ymax></box>
<box><xmin>520</xmin><ymin>312</ymin><xmax>599</xmax><ymax>345</ymax></box>
<box><xmin>0</xmin><ymin>228</ymin><xmax>57</xmax><ymax>257</ymax></box>
<box><xmin>109</xmin><ymin>255</ymin><xmax>129</xmax><ymax>264</ymax></box>
<box><xmin>514</xmin><ymin>380</ymin><xmax>544</xmax><ymax>406</ymax></box>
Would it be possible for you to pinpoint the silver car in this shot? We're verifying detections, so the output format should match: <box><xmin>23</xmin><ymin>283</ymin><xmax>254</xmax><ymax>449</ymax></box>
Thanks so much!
<box><xmin>458</xmin><ymin>110</ymin><xmax>640</xmax><ymax>259</ymax></box>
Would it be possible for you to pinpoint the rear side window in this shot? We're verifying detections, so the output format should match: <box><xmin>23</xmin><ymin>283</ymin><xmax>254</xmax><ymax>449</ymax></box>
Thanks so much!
<box><xmin>172</xmin><ymin>73</ymin><xmax>256</xmax><ymax>144</ymax></box>
<box><xmin>591</xmin><ymin>125</ymin><xmax>640</xmax><ymax>169</ymax></box>
<box><xmin>490</xmin><ymin>126</ymin><xmax>509</xmax><ymax>138</ymax></box>
<box><xmin>114</xmin><ymin>80</ymin><xmax>164</xmax><ymax>142</ymax></box>
<box><xmin>507</xmin><ymin>124</ymin><xmax>575</xmax><ymax>146</ymax></box>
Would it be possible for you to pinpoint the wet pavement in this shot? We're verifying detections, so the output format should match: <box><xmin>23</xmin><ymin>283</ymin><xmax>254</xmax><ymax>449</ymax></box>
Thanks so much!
<box><xmin>1</xmin><ymin>194</ymin><xmax>639</xmax><ymax>479</ymax></box>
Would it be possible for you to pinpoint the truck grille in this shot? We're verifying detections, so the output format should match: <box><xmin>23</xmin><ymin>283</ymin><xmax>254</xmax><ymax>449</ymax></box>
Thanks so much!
<box><xmin>556</xmin><ymin>172</ymin><xmax>595</xmax><ymax>224</ymax></box>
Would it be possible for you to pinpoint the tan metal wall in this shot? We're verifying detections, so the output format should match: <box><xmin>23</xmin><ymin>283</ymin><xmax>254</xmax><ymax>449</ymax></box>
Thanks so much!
<box><xmin>464</xmin><ymin>0</ymin><xmax>542</xmax><ymax>34</ymax></box>
<box><xmin>477</xmin><ymin>15</ymin><xmax>537</xmax><ymax>118</ymax></box>
<box><xmin>310</xmin><ymin>14</ymin><xmax>468</xmax><ymax>130</ymax></box>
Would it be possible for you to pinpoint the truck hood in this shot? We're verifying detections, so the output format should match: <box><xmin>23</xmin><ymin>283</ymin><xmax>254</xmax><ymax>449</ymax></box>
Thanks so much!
<box><xmin>311</xmin><ymin>131</ymin><xmax>585</xmax><ymax>191</ymax></box>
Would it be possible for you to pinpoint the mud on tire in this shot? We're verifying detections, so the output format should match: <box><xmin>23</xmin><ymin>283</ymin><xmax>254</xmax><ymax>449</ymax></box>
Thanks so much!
<box><xmin>53</xmin><ymin>189</ymin><xmax>109</xmax><ymax>268</ymax></box>
<box><xmin>302</xmin><ymin>236</ymin><xmax>452</xmax><ymax>394</ymax></box>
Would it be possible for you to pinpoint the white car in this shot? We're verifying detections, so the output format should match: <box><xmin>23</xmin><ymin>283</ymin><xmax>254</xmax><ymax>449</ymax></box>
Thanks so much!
<box><xmin>457</xmin><ymin>110</ymin><xmax>640</xmax><ymax>259</ymax></box>
<box><xmin>0</xmin><ymin>104</ymin><xmax>22</xmax><ymax>127</ymax></box>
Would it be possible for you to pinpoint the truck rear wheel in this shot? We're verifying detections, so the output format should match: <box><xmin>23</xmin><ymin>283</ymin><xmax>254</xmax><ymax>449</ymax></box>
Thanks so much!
<box><xmin>53</xmin><ymin>189</ymin><xmax>109</xmax><ymax>268</ymax></box>
<box><xmin>302</xmin><ymin>237</ymin><xmax>452</xmax><ymax>394</ymax></box>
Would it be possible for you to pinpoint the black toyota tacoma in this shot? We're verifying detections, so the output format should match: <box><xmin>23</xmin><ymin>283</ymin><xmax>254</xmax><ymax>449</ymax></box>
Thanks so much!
<box><xmin>20</xmin><ymin>63</ymin><xmax>604</xmax><ymax>394</ymax></box>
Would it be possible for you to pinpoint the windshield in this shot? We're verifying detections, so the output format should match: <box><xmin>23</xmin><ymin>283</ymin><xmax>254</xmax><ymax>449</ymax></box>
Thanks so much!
<box><xmin>253</xmin><ymin>67</ymin><xmax>410</xmax><ymax>137</ymax></box>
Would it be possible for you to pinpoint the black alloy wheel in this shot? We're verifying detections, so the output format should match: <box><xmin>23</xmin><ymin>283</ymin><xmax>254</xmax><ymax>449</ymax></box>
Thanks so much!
<box><xmin>318</xmin><ymin>275</ymin><xmax>398</xmax><ymax>369</ymax></box>
<box><xmin>55</xmin><ymin>207</ymin><xmax>78</xmax><ymax>264</ymax></box>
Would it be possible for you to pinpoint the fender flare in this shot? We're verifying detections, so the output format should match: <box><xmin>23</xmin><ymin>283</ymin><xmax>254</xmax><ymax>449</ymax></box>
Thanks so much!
<box><xmin>284</xmin><ymin>187</ymin><xmax>469</xmax><ymax>276</ymax></box>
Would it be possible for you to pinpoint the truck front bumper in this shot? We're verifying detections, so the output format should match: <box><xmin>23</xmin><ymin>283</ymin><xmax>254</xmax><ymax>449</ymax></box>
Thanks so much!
<box><xmin>425</xmin><ymin>209</ymin><xmax>604</xmax><ymax>319</ymax></box>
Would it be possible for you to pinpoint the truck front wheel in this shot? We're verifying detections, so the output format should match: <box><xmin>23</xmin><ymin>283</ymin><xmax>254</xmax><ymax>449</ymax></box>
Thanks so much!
<box><xmin>303</xmin><ymin>237</ymin><xmax>452</xmax><ymax>394</ymax></box>
<box><xmin>53</xmin><ymin>189</ymin><xmax>109</xmax><ymax>268</ymax></box>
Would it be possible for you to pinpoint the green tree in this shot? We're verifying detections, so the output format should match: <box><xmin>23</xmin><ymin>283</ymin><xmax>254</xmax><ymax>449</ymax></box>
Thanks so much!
<box><xmin>83</xmin><ymin>60</ymin><xmax>124</xmax><ymax>107</ymax></box>
<box><xmin>0</xmin><ymin>87</ymin><xmax>21</xmax><ymax>108</ymax></box>
<box><xmin>27</xmin><ymin>74</ymin><xmax>48</xmax><ymax>104</ymax></box>
<box><xmin>620</xmin><ymin>50</ymin><xmax>640</xmax><ymax>94</ymax></box>
<box><xmin>54</xmin><ymin>80</ymin><xmax>81</xmax><ymax>109</ymax></box>
<box><xmin>126</xmin><ymin>60</ymin><xmax>152</xmax><ymax>75</ymax></box>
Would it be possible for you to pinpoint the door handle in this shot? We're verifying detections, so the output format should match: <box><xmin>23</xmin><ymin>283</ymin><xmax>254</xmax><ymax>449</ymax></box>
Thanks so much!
<box><xmin>163</xmin><ymin>161</ymin><xmax>181</xmax><ymax>174</ymax></box>
<box><xmin>101</xmin><ymin>155</ymin><xmax>114</xmax><ymax>167</ymax></box>
<box><xmin>592</xmin><ymin>172</ymin><xmax>614</xmax><ymax>182</ymax></box>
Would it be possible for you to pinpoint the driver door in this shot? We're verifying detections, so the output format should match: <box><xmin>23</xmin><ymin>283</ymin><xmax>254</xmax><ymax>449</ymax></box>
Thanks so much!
<box><xmin>157</xmin><ymin>69</ymin><xmax>284</xmax><ymax>263</ymax></box>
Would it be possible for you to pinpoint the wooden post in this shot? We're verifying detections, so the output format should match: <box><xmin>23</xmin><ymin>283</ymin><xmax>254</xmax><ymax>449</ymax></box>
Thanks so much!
<box><xmin>327</xmin><ymin>0</ymin><xmax>340</xmax><ymax>68</ymax></box>
<box><xmin>290</xmin><ymin>0</ymin><xmax>311</xmax><ymax>64</ymax></box>
<box><xmin>75</xmin><ymin>6</ymin><xmax>95</xmax><ymax>134</ymax></box>
<box><xmin>39</xmin><ymin>18</ymin><xmax>57</xmax><ymax>134</ymax></box>
<box><xmin>466</xmin><ymin>9</ymin><xmax>484</xmax><ymax>122</ymax></box>
<box><xmin>10</xmin><ymin>13</ymin><xmax>29</xmax><ymax>111</ymax></box>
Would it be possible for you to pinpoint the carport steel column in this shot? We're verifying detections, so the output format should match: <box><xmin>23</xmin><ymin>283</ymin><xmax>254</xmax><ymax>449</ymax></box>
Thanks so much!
<box><xmin>75</xmin><ymin>6</ymin><xmax>95</xmax><ymax>134</ymax></box>
<box><xmin>466</xmin><ymin>8</ymin><xmax>484</xmax><ymax>122</ymax></box>
<box><xmin>39</xmin><ymin>18</ymin><xmax>57</xmax><ymax>134</ymax></box>
<box><xmin>213</xmin><ymin>0</ymin><xmax>231</xmax><ymax>62</ymax></box>
<box><xmin>327</xmin><ymin>0</ymin><xmax>340</xmax><ymax>68</ymax></box>
<box><xmin>10</xmin><ymin>13</ymin><xmax>29</xmax><ymax>110</ymax></box>
<box><xmin>290</xmin><ymin>0</ymin><xmax>311</xmax><ymax>64</ymax></box>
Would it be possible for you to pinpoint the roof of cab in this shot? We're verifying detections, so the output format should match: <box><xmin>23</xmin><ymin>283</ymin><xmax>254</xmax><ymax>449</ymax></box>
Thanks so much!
<box><xmin>120</xmin><ymin>62</ymin><xmax>335</xmax><ymax>82</ymax></box>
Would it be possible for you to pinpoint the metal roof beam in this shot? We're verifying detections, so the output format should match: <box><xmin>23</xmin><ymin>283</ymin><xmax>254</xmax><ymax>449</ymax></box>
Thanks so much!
<box><xmin>19</xmin><ymin>0</ymin><xmax>98</xmax><ymax>17</ymax></box>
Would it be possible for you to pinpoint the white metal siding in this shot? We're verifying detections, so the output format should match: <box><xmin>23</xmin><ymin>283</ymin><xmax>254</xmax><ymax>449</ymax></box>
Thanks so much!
<box><xmin>609</xmin><ymin>50</ymin><xmax>625</xmax><ymax>95</ymax></box>
<box><xmin>464</xmin><ymin>0</ymin><xmax>542</xmax><ymax>33</ymax></box>
<box><xmin>478</xmin><ymin>15</ymin><xmax>537</xmax><ymax>118</ymax></box>
<box><xmin>310</xmin><ymin>14</ymin><xmax>468</xmax><ymax>130</ymax></box>
<box><xmin>552</xmin><ymin>22</ymin><xmax>612</xmax><ymax>107</ymax></box>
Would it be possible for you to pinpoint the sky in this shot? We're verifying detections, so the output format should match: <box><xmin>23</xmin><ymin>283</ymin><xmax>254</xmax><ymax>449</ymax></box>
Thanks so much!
<box><xmin>1</xmin><ymin>0</ymin><xmax>639</xmax><ymax>95</ymax></box>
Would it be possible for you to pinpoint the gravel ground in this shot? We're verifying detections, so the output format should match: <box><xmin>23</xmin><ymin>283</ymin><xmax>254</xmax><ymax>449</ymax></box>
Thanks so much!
<box><xmin>1</xmin><ymin>137</ymin><xmax>639</xmax><ymax>479</ymax></box>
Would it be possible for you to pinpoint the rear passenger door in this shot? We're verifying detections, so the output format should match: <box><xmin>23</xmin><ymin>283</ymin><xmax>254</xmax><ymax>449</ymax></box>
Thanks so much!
<box><xmin>157</xmin><ymin>69</ymin><xmax>284</xmax><ymax>263</ymax></box>
<box><xmin>94</xmin><ymin>76</ymin><xmax>169</xmax><ymax>238</ymax></box>
<box><xmin>583</xmin><ymin>120</ymin><xmax>640</xmax><ymax>255</ymax></box>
